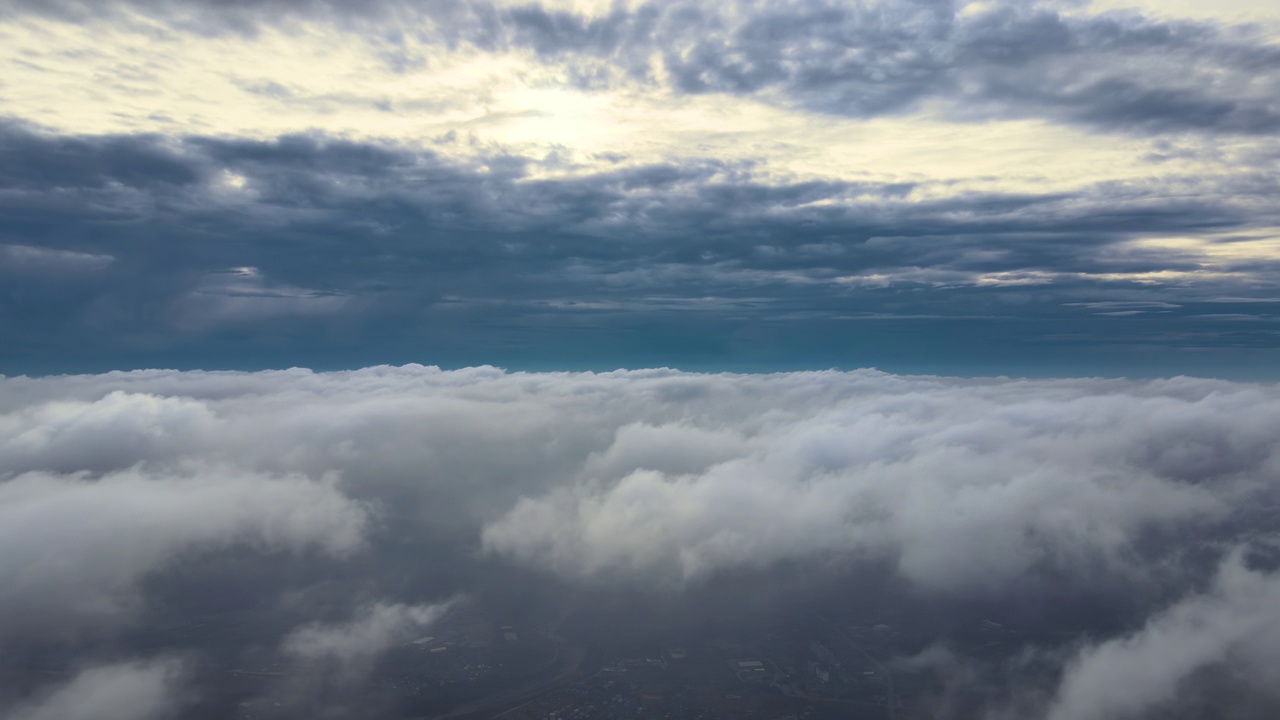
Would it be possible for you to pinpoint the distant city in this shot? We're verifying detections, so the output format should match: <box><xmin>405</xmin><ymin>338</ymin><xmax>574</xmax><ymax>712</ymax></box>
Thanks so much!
<box><xmin>78</xmin><ymin>593</ymin><xmax>1065</xmax><ymax>720</ymax></box>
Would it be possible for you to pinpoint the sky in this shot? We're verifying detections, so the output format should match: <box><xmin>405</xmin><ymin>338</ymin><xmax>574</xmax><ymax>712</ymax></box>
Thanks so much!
<box><xmin>1</xmin><ymin>0</ymin><xmax>1279</xmax><ymax>376</ymax></box>
<box><xmin>2</xmin><ymin>4</ymin><xmax>1280</xmax><ymax>720</ymax></box>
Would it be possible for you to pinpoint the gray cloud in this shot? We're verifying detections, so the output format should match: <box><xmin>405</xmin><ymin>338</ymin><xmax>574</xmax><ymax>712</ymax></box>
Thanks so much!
<box><xmin>7</xmin><ymin>659</ymin><xmax>187</xmax><ymax>720</ymax></box>
<box><xmin>0</xmin><ymin>244</ymin><xmax>114</xmax><ymax>275</ymax></box>
<box><xmin>1</xmin><ymin>123</ymin><xmax>1278</xmax><ymax>373</ymax></box>
<box><xmin>170</xmin><ymin>267</ymin><xmax>350</xmax><ymax>331</ymax></box>
<box><xmin>7</xmin><ymin>1</ymin><xmax>1280</xmax><ymax>135</ymax></box>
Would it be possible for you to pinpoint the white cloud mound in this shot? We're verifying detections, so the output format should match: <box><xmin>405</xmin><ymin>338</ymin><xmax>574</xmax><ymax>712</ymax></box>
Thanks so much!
<box><xmin>9</xmin><ymin>659</ymin><xmax>186</xmax><ymax>720</ymax></box>
<box><xmin>479</xmin><ymin>372</ymin><xmax>1279</xmax><ymax>590</ymax></box>
<box><xmin>3</xmin><ymin>366</ymin><xmax>1278</xmax><ymax>596</ymax></box>
<box><xmin>0</xmin><ymin>466</ymin><xmax>367</xmax><ymax>636</ymax></box>
<box><xmin>1048</xmin><ymin>553</ymin><xmax>1280</xmax><ymax>720</ymax></box>
<box><xmin>282</xmin><ymin>601</ymin><xmax>453</xmax><ymax>680</ymax></box>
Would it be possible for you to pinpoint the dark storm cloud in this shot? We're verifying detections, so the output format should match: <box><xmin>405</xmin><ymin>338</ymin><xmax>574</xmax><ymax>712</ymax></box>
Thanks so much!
<box><xmin>1</xmin><ymin>120</ymin><xmax>1278</xmax><ymax>372</ymax></box>
<box><xmin>7</xmin><ymin>0</ymin><xmax>1280</xmax><ymax>135</ymax></box>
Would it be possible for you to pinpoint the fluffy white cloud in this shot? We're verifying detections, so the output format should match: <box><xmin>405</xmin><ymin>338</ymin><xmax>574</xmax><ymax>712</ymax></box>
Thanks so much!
<box><xmin>282</xmin><ymin>601</ymin><xmax>452</xmax><ymax>681</ymax></box>
<box><xmin>1048</xmin><ymin>552</ymin><xmax>1280</xmax><ymax>720</ymax></box>
<box><xmin>0</xmin><ymin>390</ymin><xmax>221</xmax><ymax>475</ymax></box>
<box><xmin>2</xmin><ymin>365</ymin><xmax>1279</xmax><ymax>716</ymax></box>
<box><xmin>481</xmin><ymin>373</ymin><xmax>1278</xmax><ymax>590</ymax></box>
<box><xmin>0</xmin><ymin>466</ymin><xmax>366</xmax><ymax>636</ymax></box>
<box><xmin>7</xmin><ymin>659</ymin><xmax>186</xmax><ymax>720</ymax></box>
<box><xmin>4</xmin><ymin>366</ymin><xmax>1278</xmax><ymax>597</ymax></box>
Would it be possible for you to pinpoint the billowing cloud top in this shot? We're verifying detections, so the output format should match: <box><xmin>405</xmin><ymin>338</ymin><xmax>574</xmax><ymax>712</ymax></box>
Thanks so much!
<box><xmin>0</xmin><ymin>0</ymin><xmax>1278</xmax><ymax>375</ymax></box>
<box><xmin>2</xmin><ymin>365</ymin><xmax>1280</xmax><ymax>717</ymax></box>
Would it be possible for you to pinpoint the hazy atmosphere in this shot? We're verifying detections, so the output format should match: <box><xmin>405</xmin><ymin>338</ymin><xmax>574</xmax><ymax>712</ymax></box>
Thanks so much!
<box><xmin>2</xmin><ymin>1</ymin><xmax>1279</xmax><ymax>719</ymax></box>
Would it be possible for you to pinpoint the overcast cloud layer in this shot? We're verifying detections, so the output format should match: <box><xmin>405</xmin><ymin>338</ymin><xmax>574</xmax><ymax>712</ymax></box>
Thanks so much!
<box><xmin>1</xmin><ymin>0</ymin><xmax>1279</xmax><ymax>375</ymax></box>
<box><xmin>0</xmin><ymin>365</ymin><xmax>1278</xmax><ymax>717</ymax></box>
